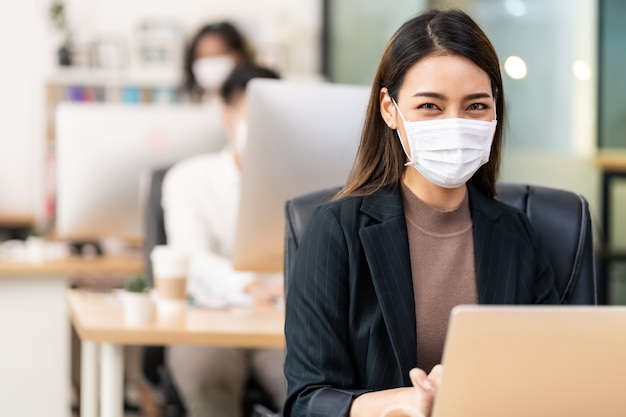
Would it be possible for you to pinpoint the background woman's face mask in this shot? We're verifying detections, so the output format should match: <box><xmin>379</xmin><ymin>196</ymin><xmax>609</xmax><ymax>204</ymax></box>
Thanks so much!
<box><xmin>192</xmin><ymin>56</ymin><xmax>235</xmax><ymax>91</ymax></box>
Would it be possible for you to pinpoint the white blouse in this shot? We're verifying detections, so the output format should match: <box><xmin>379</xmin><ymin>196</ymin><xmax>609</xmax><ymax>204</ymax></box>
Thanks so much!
<box><xmin>162</xmin><ymin>147</ymin><xmax>278</xmax><ymax>306</ymax></box>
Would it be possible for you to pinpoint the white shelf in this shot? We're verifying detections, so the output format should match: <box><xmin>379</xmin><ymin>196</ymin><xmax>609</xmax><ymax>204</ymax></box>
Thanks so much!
<box><xmin>49</xmin><ymin>66</ymin><xmax>181</xmax><ymax>88</ymax></box>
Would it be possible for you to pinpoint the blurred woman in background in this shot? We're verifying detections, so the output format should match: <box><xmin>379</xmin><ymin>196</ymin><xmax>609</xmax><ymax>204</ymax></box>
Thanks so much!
<box><xmin>183</xmin><ymin>21</ymin><xmax>254</xmax><ymax>102</ymax></box>
<box><xmin>164</xmin><ymin>64</ymin><xmax>285</xmax><ymax>417</ymax></box>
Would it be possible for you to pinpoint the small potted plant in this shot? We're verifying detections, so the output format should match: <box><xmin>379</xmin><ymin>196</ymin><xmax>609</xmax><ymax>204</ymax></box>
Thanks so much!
<box><xmin>122</xmin><ymin>275</ymin><xmax>153</xmax><ymax>325</ymax></box>
<box><xmin>25</xmin><ymin>226</ymin><xmax>47</xmax><ymax>263</ymax></box>
<box><xmin>48</xmin><ymin>0</ymin><xmax>74</xmax><ymax>66</ymax></box>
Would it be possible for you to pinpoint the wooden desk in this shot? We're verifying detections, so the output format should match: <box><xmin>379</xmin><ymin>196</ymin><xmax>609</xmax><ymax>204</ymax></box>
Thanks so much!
<box><xmin>595</xmin><ymin>151</ymin><xmax>626</xmax><ymax>171</ymax></box>
<box><xmin>67</xmin><ymin>289</ymin><xmax>285</xmax><ymax>417</ymax></box>
<box><xmin>0</xmin><ymin>255</ymin><xmax>143</xmax><ymax>417</ymax></box>
<box><xmin>0</xmin><ymin>212</ymin><xmax>34</xmax><ymax>227</ymax></box>
<box><xmin>595</xmin><ymin>152</ymin><xmax>626</xmax><ymax>302</ymax></box>
<box><xmin>0</xmin><ymin>255</ymin><xmax>143</xmax><ymax>277</ymax></box>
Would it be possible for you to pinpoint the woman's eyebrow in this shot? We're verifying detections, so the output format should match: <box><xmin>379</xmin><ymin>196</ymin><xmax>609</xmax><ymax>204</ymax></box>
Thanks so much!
<box><xmin>410</xmin><ymin>92</ymin><xmax>493</xmax><ymax>101</ymax></box>
<box><xmin>412</xmin><ymin>91</ymin><xmax>447</xmax><ymax>100</ymax></box>
<box><xmin>464</xmin><ymin>92</ymin><xmax>492</xmax><ymax>100</ymax></box>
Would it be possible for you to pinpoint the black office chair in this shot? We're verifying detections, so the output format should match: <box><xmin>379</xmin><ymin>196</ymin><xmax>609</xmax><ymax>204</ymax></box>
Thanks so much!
<box><xmin>142</xmin><ymin>166</ymin><xmax>279</xmax><ymax>417</ymax></box>
<box><xmin>284</xmin><ymin>183</ymin><xmax>597</xmax><ymax>305</ymax></box>
<box><xmin>141</xmin><ymin>166</ymin><xmax>187</xmax><ymax>417</ymax></box>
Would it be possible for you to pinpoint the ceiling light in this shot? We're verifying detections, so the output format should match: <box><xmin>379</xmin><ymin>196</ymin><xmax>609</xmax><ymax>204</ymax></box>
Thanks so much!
<box><xmin>572</xmin><ymin>60</ymin><xmax>591</xmax><ymax>81</ymax></box>
<box><xmin>504</xmin><ymin>0</ymin><xmax>527</xmax><ymax>17</ymax></box>
<box><xmin>504</xmin><ymin>56</ymin><xmax>527</xmax><ymax>80</ymax></box>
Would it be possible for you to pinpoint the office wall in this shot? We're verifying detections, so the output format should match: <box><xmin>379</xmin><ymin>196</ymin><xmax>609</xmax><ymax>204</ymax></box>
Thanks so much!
<box><xmin>0</xmin><ymin>0</ymin><xmax>51</xmax><ymax>217</ymax></box>
<box><xmin>0</xmin><ymin>0</ymin><xmax>322</xmax><ymax>223</ymax></box>
<box><xmin>599</xmin><ymin>0</ymin><xmax>626</xmax><ymax>149</ymax></box>
<box><xmin>325</xmin><ymin>0</ymin><xmax>428</xmax><ymax>85</ymax></box>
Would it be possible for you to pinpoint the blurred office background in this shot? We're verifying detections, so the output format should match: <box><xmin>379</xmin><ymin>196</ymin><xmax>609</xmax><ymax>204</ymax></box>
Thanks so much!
<box><xmin>1</xmin><ymin>0</ymin><xmax>625</xmax><ymax>301</ymax></box>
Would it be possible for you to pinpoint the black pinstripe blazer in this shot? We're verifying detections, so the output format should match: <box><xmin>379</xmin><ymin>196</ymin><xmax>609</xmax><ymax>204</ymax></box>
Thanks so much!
<box><xmin>283</xmin><ymin>183</ymin><xmax>558</xmax><ymax>417</ymax></box>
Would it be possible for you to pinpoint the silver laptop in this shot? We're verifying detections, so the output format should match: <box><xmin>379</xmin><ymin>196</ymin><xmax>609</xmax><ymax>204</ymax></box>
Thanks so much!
<box><xmin>432</xmin><ymin>305</ymin><xmax>626</xmax><ymax>417</ymax></box>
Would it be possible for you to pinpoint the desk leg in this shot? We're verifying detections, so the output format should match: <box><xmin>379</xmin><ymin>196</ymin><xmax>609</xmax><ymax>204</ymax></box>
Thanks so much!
<box><xmin>81</xmin><ymin>341</ymin><xmax>99</xmax><ymax>417</ymax></box>
<box><xmin>0</xmin><ymin>277</ymin><xmax>69</xmax><ymax>417</ymax></box>
<box><xmin>100</xmin><ymin>343</ymin><xmax>124</xmax><ymax>417</ymax></box>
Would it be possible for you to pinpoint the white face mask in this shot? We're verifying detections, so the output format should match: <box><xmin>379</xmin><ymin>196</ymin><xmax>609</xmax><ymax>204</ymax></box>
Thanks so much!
<box><xmin>192</xmin><ymin>56</ymin><xmax>235</xmax><ymax>91</ymax></box>
<box><xmin>393</xmin><ymin>99</ymin><xmax>497</xmax><ymax>189</ymax></box>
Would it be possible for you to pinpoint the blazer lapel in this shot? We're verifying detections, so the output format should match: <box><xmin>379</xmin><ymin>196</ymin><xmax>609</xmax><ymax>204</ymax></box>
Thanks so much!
<box><xmin>469</xmin><ymin>185</ymin><xmax>516</xmax><ymax>304</ymax></box>
<box><xmin>359</xmin><ymin>187</ymin><xmax>417</xmax><ymax>377</ymax></box>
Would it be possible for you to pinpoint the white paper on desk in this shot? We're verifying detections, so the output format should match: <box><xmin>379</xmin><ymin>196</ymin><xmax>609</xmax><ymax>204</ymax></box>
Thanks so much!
<box><xmin>192</xmin><ymin>292</ymin><xmax>255</xmax><ymax>309</ymax></box>
<box><xmin>0</xmin><ymin>239</ymin><xmax>71</xmax><ymax>262</ymax></box>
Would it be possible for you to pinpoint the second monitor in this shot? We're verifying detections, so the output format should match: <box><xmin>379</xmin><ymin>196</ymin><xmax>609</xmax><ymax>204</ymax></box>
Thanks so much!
<box><xmin>232</xmin><ymin>78</ymin><xmax>370</xmax><ymax>272</ymax></box>
<box><xmin>56</xmin><ymin>102</ymin><xmax>226</xmax><ymax>243</ymax></box>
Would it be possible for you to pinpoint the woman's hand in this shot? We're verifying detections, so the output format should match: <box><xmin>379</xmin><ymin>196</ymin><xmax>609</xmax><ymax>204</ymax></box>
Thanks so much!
<box><xmin>351</xmin><ymin>365</ymin><xmax>443</xmax><ymax>417</ymax></box>
<box><xmin>244</xmin><ymin>279</ymin><xmax>284</xmax><ymax>305</ymax></box>
<box><xmin>407</xmin><ymin>365</ymin><xmax>443</xmax><ymax>417</ymax></box>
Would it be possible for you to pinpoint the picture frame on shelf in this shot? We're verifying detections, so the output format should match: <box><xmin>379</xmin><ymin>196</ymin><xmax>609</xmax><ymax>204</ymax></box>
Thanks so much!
<box><xmin>134</xmin><ymin>20</ymin><xmax>184</xmax><ymax>71</ymax></box>
<box><xmin>89</xmin><ymin>35</ymin><xmax>128</xmax><ymax>70</ymax></box>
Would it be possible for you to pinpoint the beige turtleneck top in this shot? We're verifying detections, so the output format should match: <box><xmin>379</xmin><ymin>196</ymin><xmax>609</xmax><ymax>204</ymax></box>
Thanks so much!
<box><xmin>401</xmin><ymin>182</ymin><xmax>478</xmax><ymax>373</ymax></box>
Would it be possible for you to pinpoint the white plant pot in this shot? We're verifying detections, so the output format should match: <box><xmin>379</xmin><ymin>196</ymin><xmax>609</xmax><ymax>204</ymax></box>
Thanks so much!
<box><xmin>123</xmin><ymin>292</ymin><xmax>154</xmax><ymax>325</ymax></box>
<box><xmin>25</xmin><ymin>236</ymin><xmax>45</xmax><ymax>263</ymax></box>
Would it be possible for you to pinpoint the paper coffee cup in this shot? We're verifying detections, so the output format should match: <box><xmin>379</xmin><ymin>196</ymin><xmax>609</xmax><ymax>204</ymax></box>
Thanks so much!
<box><xmin>150</xmin><ymin>245</ymin><xmax>188</xmax><ymax>302</ymax></box>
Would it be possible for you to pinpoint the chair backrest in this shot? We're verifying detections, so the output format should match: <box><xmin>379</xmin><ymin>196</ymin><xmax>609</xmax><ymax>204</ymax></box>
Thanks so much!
<box><xmin>284</xmin><ymin>183</ymin><xmax>597</xmax><ymax>305</ymax></box>
<box><xmin>143</xmin><ymin>166</ymin><xmax>171</xmax><ymax>287</ymax></box>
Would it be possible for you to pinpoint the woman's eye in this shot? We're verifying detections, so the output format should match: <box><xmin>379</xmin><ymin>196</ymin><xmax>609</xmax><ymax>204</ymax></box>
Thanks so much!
<box><xmin>418</xmin><ymin>103</ymin><xmax>439</xmax><ymax>110</ymax></box>
<box><xmin>467</xmin><ymin>103</ymin><xmax>487</xmax><ymax>111</ymax></box>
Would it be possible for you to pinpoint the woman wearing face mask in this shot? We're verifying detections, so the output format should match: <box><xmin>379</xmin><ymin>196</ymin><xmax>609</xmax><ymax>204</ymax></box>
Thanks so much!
<box><xmin>183</xmin><ymin>21</ymin><xmax>253</xmax><ymax>102</ymax></box>
<box><xmin>283</xmin><ymin>9</ymin><xmax>558</xmax><ymax>417</ymax></box>
<box><xmin>162</xmin><ymin>64</ymin><xmax>284</xmax><ymax>417</ymax></box>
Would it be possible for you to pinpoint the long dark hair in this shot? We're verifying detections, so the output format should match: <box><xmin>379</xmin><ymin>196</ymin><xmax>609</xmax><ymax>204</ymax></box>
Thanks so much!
<box><xmin>337</xmin><ymin>9</ymin><xmax>505</xmax><ymax>199</ymax></box>
<box><xmin>183</xmin><ymin>21</ymin><xmax>254</xmax><ymax>101</ymax></box>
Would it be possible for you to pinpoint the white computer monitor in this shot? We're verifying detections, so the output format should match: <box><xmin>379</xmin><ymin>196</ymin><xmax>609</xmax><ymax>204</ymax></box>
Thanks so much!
<box><xmin>56</xmin><ymin>102</ymin><xmax>226</xmax><ymax>242</ymax></box>
<box><xmin>232</xmin><ymin>78</ymin><xmax>370</xmax><ymax>272</ymax></box>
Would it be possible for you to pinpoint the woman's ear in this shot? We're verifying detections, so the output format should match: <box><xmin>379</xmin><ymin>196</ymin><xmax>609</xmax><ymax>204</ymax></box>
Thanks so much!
<box><xmin>379</xmin><ymin>87</ymin><xmax>397</xmax><ymax>129</ymax></box>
